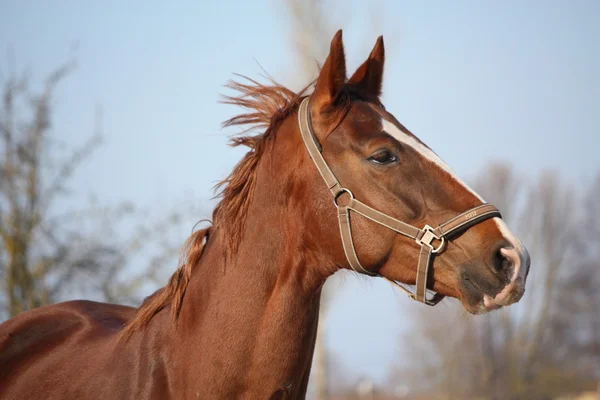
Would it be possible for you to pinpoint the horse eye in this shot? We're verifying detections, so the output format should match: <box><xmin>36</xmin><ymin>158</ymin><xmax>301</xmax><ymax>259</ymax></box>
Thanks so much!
<box><xmin>369</xmin><ymin>150</ymin><xmax>398</xmax><ymax>165</ymax></box>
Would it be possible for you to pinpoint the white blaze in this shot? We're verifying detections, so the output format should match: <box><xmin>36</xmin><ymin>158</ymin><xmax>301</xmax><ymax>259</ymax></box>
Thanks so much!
<box><xmin>381</xmin><ymin>117</ymin><xmax>529</xmax><ymax>283</ymax></box>
<box><xmin>381</xmin><ymin>118</ymin><xmax>484</xmax><ymax>201</ymax></box>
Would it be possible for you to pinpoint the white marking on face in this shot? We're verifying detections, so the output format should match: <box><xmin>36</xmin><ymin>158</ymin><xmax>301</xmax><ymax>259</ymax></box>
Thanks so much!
<box><xmin>381</xmin><ymin>118</ymin><xmax>484</xmax><ymax>201</ymax></box>
<box><xmin>381</xmin><ymin>117</ymin><xmax>530</xmax><ymax>283</ymax></box>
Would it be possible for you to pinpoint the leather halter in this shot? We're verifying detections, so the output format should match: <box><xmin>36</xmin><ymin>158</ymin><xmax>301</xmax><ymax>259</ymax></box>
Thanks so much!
<box><xmin>298</xmin><ymin>97</ymin><xmax>502</xmax><ymax>306</ymax></box>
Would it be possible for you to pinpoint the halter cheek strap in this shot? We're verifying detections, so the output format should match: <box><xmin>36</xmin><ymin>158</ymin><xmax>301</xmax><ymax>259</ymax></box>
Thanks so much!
<box><xmin>298</xmin><ymin>97</ymin><xmax>502</xmax><ymax>306</ymax></box>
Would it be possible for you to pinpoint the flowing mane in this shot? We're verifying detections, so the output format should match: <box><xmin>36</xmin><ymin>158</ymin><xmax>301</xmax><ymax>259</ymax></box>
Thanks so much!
<box><xmin>121</xmin><ymin>77</ymin><xmax>311</xmax><ymax>337</ymax></box>
<box><xmin>214</xmin><ymin>76</ymin><xmax>312</xmax><ymax>251</ymax></box>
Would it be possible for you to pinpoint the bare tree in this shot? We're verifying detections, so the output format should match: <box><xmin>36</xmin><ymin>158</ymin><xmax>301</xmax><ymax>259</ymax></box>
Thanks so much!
<box><xmin>548</xmin><ymin>175</ymin><xmax>600</xmax><ymax>380</ymax></box>
<box><xmin>282</xmin><ymin>0</ymin><xmax>345</xmax><ymax>88</ymax></box>
<box><xmin>0</xmin><ymin>59</ymin><xmax>199</xmax><ymax>320</ymax></box>
<box><xmin>388</xmin><ymin>163</ymin><xmax>600</xmax><ymax>399</ymax></box>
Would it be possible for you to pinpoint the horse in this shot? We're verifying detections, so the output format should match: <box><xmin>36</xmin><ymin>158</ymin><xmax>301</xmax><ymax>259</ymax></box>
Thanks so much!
<box><xmin>0</xmin><ymin>30</ymin><xmax>530</xmax><ymax>399</ymax></box>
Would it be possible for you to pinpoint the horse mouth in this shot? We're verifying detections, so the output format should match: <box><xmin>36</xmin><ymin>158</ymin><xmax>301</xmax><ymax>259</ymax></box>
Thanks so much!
<box><xmin>461</xmin><ymin>276</ymin><xmax>525</xmax><ymax>315</ymax></box>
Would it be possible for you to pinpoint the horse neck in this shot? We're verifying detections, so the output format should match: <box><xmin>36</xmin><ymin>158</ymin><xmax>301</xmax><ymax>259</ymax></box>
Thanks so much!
<box><xmin>171</xmin><ymin>127</ymin><xmax>327</xmax><ymax>395</ymax></box>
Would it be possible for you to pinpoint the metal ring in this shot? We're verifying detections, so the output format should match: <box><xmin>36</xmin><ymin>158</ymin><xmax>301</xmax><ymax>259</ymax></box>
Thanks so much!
<box><xmin>431</xmin><ymin>236</ymin><xmax>446</xmax><ymax>254</ymax></box>
<box><xmin>333</xmin><ymin>188</ymin><xmax>354</xmax><ymax>208</ymax></box>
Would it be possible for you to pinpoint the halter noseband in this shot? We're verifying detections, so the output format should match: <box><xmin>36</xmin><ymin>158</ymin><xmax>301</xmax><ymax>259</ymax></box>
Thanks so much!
<box><xmin>298</xmin><ymin>97</ymin><xmax>502</xmax><ymax>306</ymax></box>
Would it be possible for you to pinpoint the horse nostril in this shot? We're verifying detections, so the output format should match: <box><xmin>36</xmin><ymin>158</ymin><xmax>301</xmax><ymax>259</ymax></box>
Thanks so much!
<box><xmin>492</xmin><ymin>249</ymin><xmax>503</xmax><ymax>271</ymax></box>
<box><xmin>493</xmin><ymin>248</ymin><xmax>513</xmax><ymax>282</ymax></box>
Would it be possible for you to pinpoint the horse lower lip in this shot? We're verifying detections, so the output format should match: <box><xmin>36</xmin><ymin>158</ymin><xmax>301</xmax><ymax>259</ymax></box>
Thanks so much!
<box><xmin>483</xmin><ymin>294</ymin><xmax>502</xmax><ymax>310</ymax></box>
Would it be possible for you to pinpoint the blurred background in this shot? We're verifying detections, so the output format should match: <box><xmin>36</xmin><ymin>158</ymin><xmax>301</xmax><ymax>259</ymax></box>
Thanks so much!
<box><xmin>1</xmin><ymin>1</ymin><xmax>598</xmax><ymax>399</ymax></box>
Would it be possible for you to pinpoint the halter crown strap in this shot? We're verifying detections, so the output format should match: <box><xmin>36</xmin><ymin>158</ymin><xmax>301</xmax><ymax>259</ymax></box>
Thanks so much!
<box><xmin>298</xmin><ymin>99</ymin><xmax>343</xmax><ymax>197</ymax></box>
<box><xmin>297</xmin><ymin>97</ymin><xmax>501</xmax><ymax>306</ymax></box>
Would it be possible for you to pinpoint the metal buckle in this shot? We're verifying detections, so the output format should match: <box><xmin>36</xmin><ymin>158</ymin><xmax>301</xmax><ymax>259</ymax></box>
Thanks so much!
<box><xmin>333</xmin><ymin>188</ymin><xmax>354</xmax><ymax>208</ymax></box>
<box><xmin>416</xmin><ymin>225</ymin><xmax>446</xmax><ymax>253</ymax></box>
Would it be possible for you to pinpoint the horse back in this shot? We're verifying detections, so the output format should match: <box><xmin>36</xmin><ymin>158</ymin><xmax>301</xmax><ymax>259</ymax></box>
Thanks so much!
<box><xmin>0</xmin><ymin>300</ymin><xmax>136</xmax><ymax>399</ymax></box>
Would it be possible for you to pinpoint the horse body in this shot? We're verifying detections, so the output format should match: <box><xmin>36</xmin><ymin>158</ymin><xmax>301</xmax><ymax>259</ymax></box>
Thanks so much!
<box><xmin>0</xmin><ymin>30</ymin><xmax>530</xmax><ymax>399</ymax></box>
<box><xmin>1</xmin><ymin>225</ymin><xmax>323</xmax><ymax>399</ymax></box>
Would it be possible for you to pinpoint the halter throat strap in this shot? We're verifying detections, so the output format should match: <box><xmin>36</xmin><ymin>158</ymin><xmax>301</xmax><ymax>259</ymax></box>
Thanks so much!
<box><xmin>297</xmin><ymin>97</ymin><xmax>501</xmax><ymax>306</ymax></box>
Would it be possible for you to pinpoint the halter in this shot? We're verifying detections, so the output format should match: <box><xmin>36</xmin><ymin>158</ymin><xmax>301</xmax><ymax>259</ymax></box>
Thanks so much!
<box><xmin>298</xmin><ymin>97</ymin><xmax>502</xmax><ymax>306</ymax></box>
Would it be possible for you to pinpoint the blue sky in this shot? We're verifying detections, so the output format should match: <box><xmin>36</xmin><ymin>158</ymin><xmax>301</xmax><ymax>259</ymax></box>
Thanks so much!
<box><xmin>2</xmin><ymin>0</ymin><xmax>599</xmax><ymax>385</ymax></box>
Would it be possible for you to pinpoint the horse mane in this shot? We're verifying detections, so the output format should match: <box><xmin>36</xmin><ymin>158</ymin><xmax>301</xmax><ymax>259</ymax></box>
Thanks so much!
<box><xmin>213</xmin><ymin>75</ymin><xmax>313</xmax><ymax>252</ymax></box>
<box><xmin>120</xmin><ymin>76</ymin><xmax>312</xmax><ymax>338</ymax></box>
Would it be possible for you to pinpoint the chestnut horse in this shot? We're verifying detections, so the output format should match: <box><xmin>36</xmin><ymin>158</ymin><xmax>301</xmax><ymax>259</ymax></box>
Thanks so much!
<box><xmin>0</xmin><ymin>31</ymin><xmax>530</xmax><ymax>399</ymax></box>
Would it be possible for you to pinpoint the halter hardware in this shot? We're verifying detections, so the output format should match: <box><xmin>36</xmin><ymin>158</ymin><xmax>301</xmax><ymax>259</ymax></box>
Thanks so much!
<box><xmin>297</xmin><ymin>97</ymin><xmax>501</xmax><ymax>306</ymax></box>
<box><xmin>333</xmin><ymin>188</ymin><xmax>354</xmax><ymax>208</ymax></box>
<box><xmin>416</xmin><ymin>225</ymin><xmax>445</xmax><ymax>254</ymax></box>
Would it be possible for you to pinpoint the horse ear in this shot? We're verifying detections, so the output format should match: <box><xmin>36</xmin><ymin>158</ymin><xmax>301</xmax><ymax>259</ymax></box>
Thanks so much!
<box><xmin>312</xmin><ymin>30</ymin><xmax>347</xmax><ymax>111</ymax></box>
<box><xmin>348</xmin><ymin>35</ymin><xmax>385</xmax><ymax>97</ymax></box>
